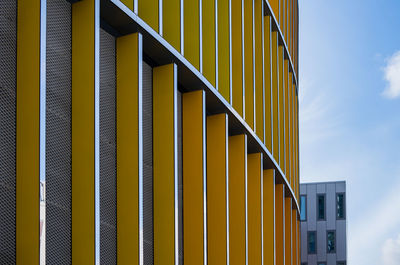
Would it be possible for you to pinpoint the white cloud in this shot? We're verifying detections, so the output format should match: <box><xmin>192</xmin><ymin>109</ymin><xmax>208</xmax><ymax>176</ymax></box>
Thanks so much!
<box><xmin>383</xmin><ymin>50</ymin><xmax>400</xmax><ymax>99</ymax></box>
<box><xmin>382</xmin><ymin>234</ymin><xmax>400</xmax><ymax>265</ymax></box>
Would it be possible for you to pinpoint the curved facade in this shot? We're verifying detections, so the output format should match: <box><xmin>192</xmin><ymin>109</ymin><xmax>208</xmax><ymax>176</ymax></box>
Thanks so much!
<box><xmin>0</xmin><ymin>0</ymin><xmax>299</xmax><ymax>264</ymax></box>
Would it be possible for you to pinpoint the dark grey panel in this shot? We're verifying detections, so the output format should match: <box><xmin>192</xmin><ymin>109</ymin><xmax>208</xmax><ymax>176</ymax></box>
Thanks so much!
<box><xmin>100</xmin><ymin>28</ymin><xmax>117</xmax><ymax>264</ymax></box>
<box><xmin>0</xmin><ymin>0</ymin><xmax>16</xmax><ymax>263</ymax></box>
<box><xmin>46</xmin><ymin>0</ymin><xmax>72</xmax><ymax>263</ymax></box>
<box><xmin>143</xmin><ymin>61</ymin><xmax>154</xmax><ymax>265</ymax></box>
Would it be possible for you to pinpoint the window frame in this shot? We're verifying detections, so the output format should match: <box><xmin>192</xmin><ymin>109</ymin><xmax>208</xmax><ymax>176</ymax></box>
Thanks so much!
<box><xmin>317</xmin><ymin>193</ymin><xmax>326</xmax><ymax>221</ymax></box>
<box><xmin>308</xmin><ymin>231</ymin><xmax>317</xmax><ymax>254</ymax></box>
<box><xmin>300</xmin><ymin>195</ymin><xmax>307</xmax><ymax>221</ymax></box>
<box><xmin>336</xmin><ymin>192</ymin><xmax>346</xmax><ymax>220</ymax></box>
<box><xmin>327</xmin><ymin>230</ymin><xmax>336</xmax><ymax>253</ymax></box>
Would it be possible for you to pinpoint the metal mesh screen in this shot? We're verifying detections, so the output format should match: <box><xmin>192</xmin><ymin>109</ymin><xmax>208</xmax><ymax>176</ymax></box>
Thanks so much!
<box><xmin>177</xmin><ymin>91</ymin><xmax>183</xmax><ymax>264</ymax></box>
<box><xmin>142</xmin><ymin>61</ymin><xmax>154</xmax><ymax>264</ymax></box>
<box><xmin>45</xmin><ymin>0</ymin><xmax>72</xmax><ymax>263</ymax></box>
<box><xmin>100</xmin><ymin>28</ymin><xmax>117</xmax><ymax>264</ymax></box>
<box><xmin>0</xmin><ymin>0</ymin><xmax>16</xmax><ymax>263</ymax></box>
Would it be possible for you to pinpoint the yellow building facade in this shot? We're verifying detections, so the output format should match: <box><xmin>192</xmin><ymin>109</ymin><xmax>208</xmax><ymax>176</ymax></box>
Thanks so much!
<box><xmin>0</xmin><ymin>0</ymin><xmax>299</xmax><ymax>264</ymax></box>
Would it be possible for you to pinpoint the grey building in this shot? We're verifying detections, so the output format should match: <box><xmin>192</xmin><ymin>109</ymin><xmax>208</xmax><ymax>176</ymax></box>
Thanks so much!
<box><xmin>300</xmin><ymin>181</ymin><xmax>347</xmax><ymax>265</ymax></box>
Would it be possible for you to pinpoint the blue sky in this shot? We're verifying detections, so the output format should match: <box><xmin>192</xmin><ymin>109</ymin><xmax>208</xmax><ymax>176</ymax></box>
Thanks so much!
<box><xmin>299</xmin><ymin>0</ymin><xmax>400</xmax><ymax>264</ymax></box>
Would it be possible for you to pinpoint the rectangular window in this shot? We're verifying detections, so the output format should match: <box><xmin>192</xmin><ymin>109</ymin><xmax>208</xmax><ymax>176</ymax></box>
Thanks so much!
<box><xmin>337</xmin><ymin>262</ymin><xmax>346</xmax><ymax>265</ymax></box>
<box><xmin>318</xmin><ymin>263</ymin><xmax>326</xmax><ymax>265</ymax></box>
<box><xmin>336</xmin><ymin>193</ymin><xmax>345</xmax><ymax>219</ymax></box>
<box><xmin>317</xmin><ymin>194</ymin><xmax>325</xmax><ymax>220</ymax></box>
<box><xmin>300</xmin><ymin>195</ymin><xmax>307</xmax><ymax>221</ymax></box>
<box><xmin>308</xmin><ymin>231</ymin><xmax>316</xmax><ymax>254</ymax></box>
<box><xmin>327</xmin><ymin>231</ymin><xmax>336</xmax><ymax>253</ymax></box>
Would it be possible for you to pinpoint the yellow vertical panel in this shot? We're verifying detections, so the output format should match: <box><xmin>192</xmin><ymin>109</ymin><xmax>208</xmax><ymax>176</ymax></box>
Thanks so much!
<box><xmin>229</xmin><ymin>134</ymin><xmax>247</xmax><ymax>265</ymax></box>
<box><xmin>163</xmin><ymin>0</ymin><xmax>181</xmax><ymax>51</ymax></box>
<box><xmin>248</xmin><ymin>153</ymin><xmax>262</xmax><ymax>265</ymax></box>
<box><xmin>231</xmin><ymin>0</ymin><xmax>243</xmax><ymax>116</ymax></box>
<box><xmin>296</xmin><ymin>95</ymin><xmax>299</xmax><ymax>199</ymax></box>
<box><xmin>184</xmin><ymin>0</ymin><xmax>200</xmax><ymax>69</ymax></box>
<box><xmin>255</xmin><ymin>0</ymin><xmax>263</xmax><ymax>141</ymax></box>
<box><xmin>275</xmin><ymin>184</ymin><xmax>285</xmax><ymax>265</ymax></box>
<box><xmin>282</xmin><ymin>0</ymin><xmax>286</xmax><ymax>42</ymax></box>
<box><xmin>71</xmin><ymin>0</ymin><xmax>95</xmax><ymax>263</ymax></box>
<box><xmin>269</xmin><ymin>0</ymin><xmax>279</xmax><ymax>23</ymax></box>
<box><xmin>218</xmin><ymin>0</ymin><xmax>230</xmax><ymax>101</ymax></box>
<box><xmin>263</xmin><ymin>169</ymin><xmax>275</xmax><ymax>265</ymax></box>
<box><xmin>16</xmin><ymin>1</ymin><xmax>40</xmax><ymax>264</ymax></box>
<box><xmin>271</xmin><ymin>31</ymin><xmax>279</xmax><ymax>162</ymax></box>
<box><xmin>203</xmin><ymin>0</ymin><xmax>216</xmax><ymax>86</ymax></box>
<box><xmin>183</xmin><ymin>90</ymin><xmax>205</xmax><ymax>265</ymax></box>
<box><xmin>288</xmin><ymin>0</ymin><xmax>292</xmax><ymax>57</ymax></box>
<box><xmin>278</xmin><ymin>46</ymin><xmax>284</xmax><ymax>169</ymax></box>
<box><xmin>285</xmin><ymin>198</ymin><xmax>292</xmax><ymax>265</ymax></box>
<box><xmin>139</xmin><ymin>0</ymin><xmax>159</xmax><ymax>32</ymax></box>
<box><xmin>292</xmin><ymin>209</ymin><xmax>297</xmax><ymax>265</ymax></box>
<box><xmin>288</xmin><ymin>74</ymin><xmax>293</xmax><ymax>191</ymax></box>
<box><xmin>284</xmin><ymin>60</ymin><xmax>289</xmax><ymax>181</ymax></box>
<box><xmin>116</xmin><ymin>33</ymin><xmax>140</xmax><ymax>264</ymax></box>
<box><xmin>121</xmin><ymin>0</ymin><xmax>134</xmax><ymax>11</ymax></box>
<box><xmin>207</xmin><ymin>114</ymin><xmax>228</xmax><ymax>265</ymax></box>
<box><xmin>244</xmin><ymin>0</ymin><xmax>254</xmax><ymax>129</ymax></box>
<box><xmin>153</xmin><ymin>64</ymin><xmax>177</xmax><ymax>265</ymax></box>
<box><xmin>264</xmin><ymin>16</ymin><xmax>272</xmax><ymax>152</ymax></box>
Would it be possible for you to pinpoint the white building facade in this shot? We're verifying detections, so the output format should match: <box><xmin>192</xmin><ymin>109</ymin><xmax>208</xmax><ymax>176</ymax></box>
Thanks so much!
<box><xmin>300</xmin><ymin>181</ymin><xmax>347</xmax><ymax>265</ymax></box>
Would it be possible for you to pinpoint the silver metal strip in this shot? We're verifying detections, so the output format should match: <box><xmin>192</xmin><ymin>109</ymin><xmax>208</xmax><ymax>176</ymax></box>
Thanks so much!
<box><xmin>241</xmin><ymin>0</ymin><xmax>245</xmax><ymax>119</ymax></box>
<box><xmin>199</xmin><ymin>0</ymin><xmax>203</xmax><ymax>74</ymax></box>
<box><xmin>228</xmin><ymin>0</ymin><xmax>232</xmax><ymax>105</ymax></box>
<box><xmin>252</xmin><ymin>0</ymin><xmax>256</xmax><ymax>132</ymax></box>
<box><xmin>202</xmin><ymin>90</ymin><xmax>207</xmax><ymax>265</ymax></box>
<box><xmin>173</xmin><ymin>63</ymin><xmax>179</xmax><ymax>265</ymax></box>
<box><xmin>225</xmin><ymin>113</ymin><xmax>229</xmax><ymax>265</ymax></box>
<box><xmin>94</xmin><ymin>0</ymin><xmax>100</xmax><ymax>263</ymax></box>
<box><xmin>244</xmin><ymin>134</ymin><xmax>248</xmax><ymax>265</ymax></box>
<box><xmin>261</xmin><ymin>3</ymin><xmax>266</xmax><ymax>146</ymax></box>
<box><xmin>180</xmin><ymin>0</ymin><xmax>184</xmax><ymax>55</ymax></box>
<box><xmin>159</xmin><ymin>0</ymin><xmax>163</xmax><ymax>36</ymax></box>
<box><xmin>138</xmin><ymin>33</ymin><xmax>144</xmax><ymax>265</ymax></box>
<box><xmin>273</xmin><ymin>171</ymin><xmax>276</xmax><ymax>265</ymax></box>
<box><xmin>215</xmin><ymin>0</ymin><xmax>218</xmax><ymax>90</ymax></box>
<box><xmin>268</xmin><ymin>16</ymin><xmax>274</xmax><ymax>164</ymax></box>
<box><xmin>134</xmin><ymin>0</ymin><xmax>138</xmax><ymax>14</ymax></box>
<box><xmin>39</xmin><ymin>0</ymin><xmax>47</xmax><ymax>263</ymax></box>
<box><xmin>260</xmin><ymin>153</ymin><xmax>264</xmax><ymax>265</ymax></box>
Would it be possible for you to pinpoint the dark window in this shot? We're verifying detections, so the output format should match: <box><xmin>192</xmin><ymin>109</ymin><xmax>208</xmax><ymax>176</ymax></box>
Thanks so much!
<box><xmin>317</xmin><ymin>194</ymin><xmax>325</xmax><ymax>220</ymax></box>
<box><xmin>337</xmin><ymin>262</ymin><xmax>346</xmax><ymax>265</ymax></box>
<box><xmin>318</xmin><ymin>263</ymin><xmax>326</xmax><ymax>265</ymax></box>
<box><xmin>336</xmin><ymin>193</ymin><xmax>345</xmax><ymax>219</ymax></box>
<box><xmin>327</xmin><ymin>231</ymin><xmax>336</xmax><ymax>253</ymax></box>
<box><xmin>301</xmin><ymin>263</ymin><xmax>308</xmax><ymax>265</ymax></box>
<box><xmin>308</xmin><ymin>231</ymin><xmax>316</xmax><ymax>254</ymax></box>
<box><xmin>300</xmin><ymin>195</ymin><xmax>307</xmax><ymax>221</ymax></box>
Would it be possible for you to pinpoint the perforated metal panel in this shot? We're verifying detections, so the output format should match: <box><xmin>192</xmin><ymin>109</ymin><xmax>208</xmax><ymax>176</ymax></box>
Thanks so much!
<box><xmin>143</xmin><ymin>61</ymin><xmax>154</xmax><ymax>265</ymax></box>
<box><xmin>0</xmin><ymin>0</ymin><xmax>16</xmax><ymax>263</ymax></box>
<box><xmin>46</xmin><ymin>0</ymin><xmax>72</xmax><ymax>263</ymax></box>
<box><xmin>100</xmin><ymin>28</ymin><xmax>117</xmax><ymax>264</ymax></box>
<box><xmin>177</xmin><ymin>91</ymin><xmax>183</xmax><ymax>264</ymax></box>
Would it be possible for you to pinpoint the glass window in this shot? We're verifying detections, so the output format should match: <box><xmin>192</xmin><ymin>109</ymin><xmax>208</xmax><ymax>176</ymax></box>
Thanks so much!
<box><xmin>337</xmin><ymin>262</ymin><xmax>346</xmax><ymax>265</ymax></box>
<box><xmin>318</xmin><ymin>263</ymin><xmax>326</xmax><ymax>265</ymax></box>
<box><xmin>336</xmin><ymin>193</ymin><xmax>345</xmax><ymax>219</ymax></box>
<box><xmin>317</xmin><ymin>194</ymin><xmax>325</xmax><ymax>220</ymax></box>
<box><xmin>327</xmin><ymin>231</ymin><xmax>336</xmax><ymax>253</ymax></box>
<box><xmin>301</xmin><ymin>263</ymin><xmax>308</xmax><ymax>265</ymax></box>
<box><xmin>308</xmin><ymin>231</ymin><xmax>316</xmax><ymax>254</ymax></box>
<box><xmin>300</xmin><ymin>195</ymin><xmax>307</xmax><ymax>221</ymax></box>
